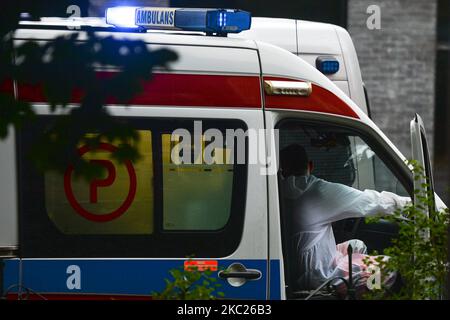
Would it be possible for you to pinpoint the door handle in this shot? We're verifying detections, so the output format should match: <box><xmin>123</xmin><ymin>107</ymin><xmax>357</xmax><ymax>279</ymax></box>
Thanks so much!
<box><xmin>218</xmin><ymin>263</ymin><xmax>262</xmax><ymax>287</ymax></box>
<box><xmin>218</xmin><ymin>270</ymin><xmax>261</xmax><ymax>280</ymax></box>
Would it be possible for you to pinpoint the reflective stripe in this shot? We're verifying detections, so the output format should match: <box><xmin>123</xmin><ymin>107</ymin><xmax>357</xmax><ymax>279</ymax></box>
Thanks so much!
<box><xmin>6</xmin><ymin>293</ymin><xmax>153</xmax><ymax>301</ymax></box>
<box><xmin>0</xmin><ymin>79</ymin><xmax>14</xmax><ymax>94</ymax></box>
<box><xmin>264</xmin><ymin>77</ymin><xmax>359</xmax><ymax>119</ymax></box>
<box><xmin>4</xmin><ymin>259</ymin><xmax>282</xmax><ymax>300</ymax></box>
<box><xmin>16</xmin><ymin>73</ymin><xmax>262</xmax><ymax>109</ymax></box>
<box><xmin>5</xmin><ymin>259</ymin><xmax>270</xmax><ymax>300</ymax></box>
<box><xmin>13</xmin><ymin>74</ymin><xmax>358</xmax><ymax>118</ymax></box>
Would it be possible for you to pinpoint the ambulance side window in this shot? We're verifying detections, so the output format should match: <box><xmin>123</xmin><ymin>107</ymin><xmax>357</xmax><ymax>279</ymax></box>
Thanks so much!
<box><xmin>45</xmin><ymin>130</ymin><xmax>154</xmax><ymax>235</ymax></box>
<box><xmin>161</xmin><ymin>134</ymin><xmax>234</xmax><ymax>231</ymax></box>
<box><xmin>277</xmin><ymin>120</ymin><xmax>411</xmax><ymax>295</ymax></box>
<box><xmin>277</xmin><ymin>119</ymin><xmax>412</xmax><ymax>298</ymax></box>
<box><xmin>17</xmin><ymin>117</ymin><xmax>247</xmax><ymax>258</ymax></box>
<box><xmin>278</xmin><ymin>121</ymin><xmax>410</xmax><ymax>196</ymax></box>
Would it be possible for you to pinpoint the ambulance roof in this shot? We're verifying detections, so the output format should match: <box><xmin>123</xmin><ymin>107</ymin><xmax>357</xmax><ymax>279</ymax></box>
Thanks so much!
<box><xmin>230</xmin><ymin>17</ymin><xmax>344</xmax><ymax>55</ymax></box>
<box><xmin>18</xmin><ymin>16</ymin><xmax>344</xmax><ymax>54</ymax></box>
<box><xmin>15</xmin><ymin>17</ymin><xmax>367</xmax><ymax>117</ymax></box>
<box><xmin>16</xmin><ymin>18</ymin><xmax>257</xmax><ymax>50</ymax></box>
<box><xmin>14</xmin><ymin>16</ymin><xmax>404</xmax><ymax>163</ymax></box>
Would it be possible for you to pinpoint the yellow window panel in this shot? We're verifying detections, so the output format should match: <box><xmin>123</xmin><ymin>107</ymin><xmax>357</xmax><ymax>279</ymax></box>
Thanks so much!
<box><xmin>45</xmin><ymin>130</ymin><xmax>154</xmax><ymax>235</ymax></box>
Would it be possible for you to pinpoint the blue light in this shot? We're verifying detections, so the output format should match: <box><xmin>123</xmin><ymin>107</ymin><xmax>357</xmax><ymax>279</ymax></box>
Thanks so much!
<box><xmin>105</xmin><ymin>7</ymin><xmax>251</xmax><ymax>34</ymax></box>
<box><xmin>218</xmin><ymin>12</ymin><xmax>226</xmax><ymax>27</ymax></box>
<box><xmin>175</xmin><ymin>8</ymin><xmax>251</xmax><ymax>34</ymax></box>
<box><xmin>105</xmin><ymin>7</ymin><xmax>139</xmax><ymax>28</ymax></box>
<box><xmin>316</xmin><ymin>56</ymin><xmax>340</xmax><ymax>75</ymax></box>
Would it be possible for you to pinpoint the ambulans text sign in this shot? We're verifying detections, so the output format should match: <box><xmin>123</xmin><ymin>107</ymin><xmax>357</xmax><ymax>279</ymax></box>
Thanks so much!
<box><xmin>135</xmin><ymin>7</ymin><xmax>176</xmax><ymax>28</ymax></box>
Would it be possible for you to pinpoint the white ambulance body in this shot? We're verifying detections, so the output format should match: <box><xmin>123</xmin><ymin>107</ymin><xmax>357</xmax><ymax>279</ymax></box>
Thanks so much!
<box><xmin>0</xmin><ymin>9</ymin><xmax>445</xmax><ymax>300</ymax></box>
<box><xmin>231</xmin><ymin>17</ymin><xmax>369</xmax><ymax>115</ymax></box>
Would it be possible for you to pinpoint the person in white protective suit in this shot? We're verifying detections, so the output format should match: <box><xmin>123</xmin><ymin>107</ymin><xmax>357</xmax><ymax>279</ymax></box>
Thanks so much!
<box><xmin>279</xmin><ymin>144</ymin><xmax>411</xmax><ymax>298</ymax></box>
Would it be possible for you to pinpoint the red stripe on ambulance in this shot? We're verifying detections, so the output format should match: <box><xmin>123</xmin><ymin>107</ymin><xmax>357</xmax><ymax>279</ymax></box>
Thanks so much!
<box><xmin>14</xmin><ymin>73</ymin><xmax>358</xmax><ymax>118</ymax></box>
<box><xmin>263</xmin><ymin>77</ymin><xmax>359</xmax><ymax>119</ymax></box>
<box><xmin>0</xmin><ymin>79</ymin><xmax>14</xmax><ymax>94</ymax></box>
<box><xmin>16</xmin><ymin>73</ymin><xmax>262</xmax><ymax>108</ymax></box>
<box><xmin>6</xmin><ymin>293</ymin><xmax>153</xmax><ymax>301</ymax></box>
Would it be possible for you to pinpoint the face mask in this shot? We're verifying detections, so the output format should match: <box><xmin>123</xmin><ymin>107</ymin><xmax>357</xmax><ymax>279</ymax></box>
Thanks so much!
<box><xmin>282</xmin><ymin>175</ymin><xmax>308</xmax><ymax>199</ymax></box>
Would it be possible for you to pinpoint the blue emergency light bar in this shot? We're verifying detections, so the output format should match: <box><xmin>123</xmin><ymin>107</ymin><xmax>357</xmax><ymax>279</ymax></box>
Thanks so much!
<box><xmin>105</xmin><ymin>7</ymin><xmax>252</xmax><ymax>34</ymax></box>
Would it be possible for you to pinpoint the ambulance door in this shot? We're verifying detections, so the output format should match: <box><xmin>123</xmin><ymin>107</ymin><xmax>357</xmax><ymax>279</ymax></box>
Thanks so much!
<box><xmin>410</xmin><ymin>113</ymin><xmax>435</xmax><ymax>213</ymax></box>
<box><xmin>13</xmin><ymin>40</ymin><xmax>271</xmax><ymax>299</ymax></box>
<box><xmin>15</xmin><ymin>108</ymin><xmax>268</xmax><ymax>300</ymax></box>
<box><xmin>11</xmin><ymin>38</ymin><xmax>268</xmax><ymax>299</ymax></box>
<box><xmin>264</xmin><ymin>111</ymin><xmax>414</xmax><ymax>300</ymax></box>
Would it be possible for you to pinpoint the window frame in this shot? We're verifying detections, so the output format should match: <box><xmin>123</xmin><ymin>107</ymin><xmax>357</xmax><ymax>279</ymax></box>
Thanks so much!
<box><xmin>274</xmin><ymin>116</ymin><xmax>414</xmax><ymax>297</ymax></box>
<box><xmin>275</xmin><ymin>118</ymin><xmax>413</xmax><ymax>197</ymax></box>
<box><xmin>16</xmin><ymin>115</ymin><xmax>248</xmax><ymax>258</ymax></box>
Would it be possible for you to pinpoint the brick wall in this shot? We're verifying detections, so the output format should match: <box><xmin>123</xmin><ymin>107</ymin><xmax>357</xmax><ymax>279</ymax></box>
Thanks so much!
<box><xmin>347</xmin><ymin>0</ymin><xmax>437</xmax><ymax>159</ymax></box>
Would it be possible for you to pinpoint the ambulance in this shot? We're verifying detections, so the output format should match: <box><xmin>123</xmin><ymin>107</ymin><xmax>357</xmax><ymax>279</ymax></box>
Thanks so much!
<box><xmin>231</xmin><ymin>17</ymin><xmax>370</xmax><ymax>116</ymax></box>
<box><xmin>0</xmin><ymin>7</ymin><xmax>446</xmax><ymax>300</ymax></box>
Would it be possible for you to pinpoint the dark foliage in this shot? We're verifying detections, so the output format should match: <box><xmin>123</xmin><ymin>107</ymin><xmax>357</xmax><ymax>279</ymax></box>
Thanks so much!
<box><xmin>0</xmin><ymin>1</ymin><xmax>178</xmax><ymax>179</ymax></box>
